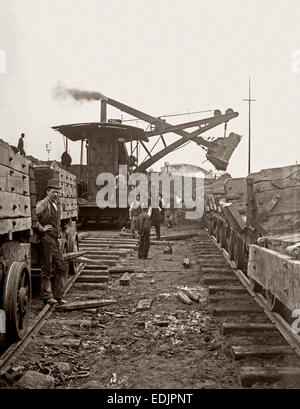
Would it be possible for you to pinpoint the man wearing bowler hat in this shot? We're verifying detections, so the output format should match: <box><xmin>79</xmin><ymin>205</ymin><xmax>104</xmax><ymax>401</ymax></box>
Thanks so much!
<box><xmin>36</xmin><ymin>178</ymin><xmax>67</xmax><ymax>305</ymax></box>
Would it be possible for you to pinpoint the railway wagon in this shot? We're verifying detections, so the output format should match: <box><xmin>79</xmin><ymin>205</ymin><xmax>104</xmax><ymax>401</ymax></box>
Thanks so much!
<box><xmin>204</xmin><ymin>163</ymin><xmax>300</xmax><ymax>313</ymax></box>
<box><xmin>0</xmin><ymin>139</ymin><xmax>78</xmax><ymax>340</ymax></box>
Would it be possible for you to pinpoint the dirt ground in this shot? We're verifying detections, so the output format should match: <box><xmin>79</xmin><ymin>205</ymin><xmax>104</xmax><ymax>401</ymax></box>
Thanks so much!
<box><xmin>2</xmin><ymin>219</ymin><xmax>241</xmax><ymax>389</ymax></box>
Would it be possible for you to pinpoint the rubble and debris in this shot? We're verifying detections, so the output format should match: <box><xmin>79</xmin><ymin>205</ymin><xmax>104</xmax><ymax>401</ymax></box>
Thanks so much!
<box><xmin>176</xmin><ymin>290</ymin><xmax>192</xmax><ymax>305</ymax></box>
<box><xmin>154</xmin><ymin>321</ymin><xmax>169</xmax><ymax>327</ymax></box>
<box><xmin>136</xmin><ymin>299</ymin><xmax>153</xmax><ymax>311</ymax></box>
<box><xmin>15</xmin><ymin>370</ymin><xmax>55</xmax><ymax>389</ymax></box>
<box><xmin>119</xmin><ymin>272</ymin><xmax>134</xmax><ymax>286</ymax></box>
<box><xmin>164</xmin><ymin>246</ymin><xmax>173</xmax><ymax>254</ymax></box>
<box><xmin>183</xmin><ymin>289</ymin><xmax>200</xmax><ymax>303</ymax></box>
<box><xmin>183</xmin><ymin>258</ymin><xmax>191</xmax><ymax>268</ymax></box>
<box><xmin>54</xmin><ymin>362</ymin><xmax>72</xmax><ymax>375</ymax></box>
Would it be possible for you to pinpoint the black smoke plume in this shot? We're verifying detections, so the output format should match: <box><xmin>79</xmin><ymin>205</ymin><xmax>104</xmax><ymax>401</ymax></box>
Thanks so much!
<box><xmin>54</xmin><ymin>83</ymin><xmax>107</xmax><ymax>102</ymax></box>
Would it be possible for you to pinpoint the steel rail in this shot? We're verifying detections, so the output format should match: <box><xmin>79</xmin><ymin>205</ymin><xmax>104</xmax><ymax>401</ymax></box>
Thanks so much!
<box><xmin>0</xmin><ymin>263</ymin><xmax>85</xmax><ymax>375</ymax></box>
<box><xmin>208</xmin><ymin>232</ymin><xmax>300</xmax><ymax>357</ymax></box>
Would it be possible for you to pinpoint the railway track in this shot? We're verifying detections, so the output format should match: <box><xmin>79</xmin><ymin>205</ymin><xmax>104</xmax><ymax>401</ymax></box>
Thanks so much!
<box><xmin>0</xmin><ymin>232</ymin><xmax>137</xmax><ymax>377</ymax></box>
<box><xmin>195</xmin><ymin>230</ymin><xmax>300</xmax><ymax>388</ymax></box>
<box><xmin>3</xmin><ymin>225</ymin><xmax>300</xmax><ymax>388</ymax></box>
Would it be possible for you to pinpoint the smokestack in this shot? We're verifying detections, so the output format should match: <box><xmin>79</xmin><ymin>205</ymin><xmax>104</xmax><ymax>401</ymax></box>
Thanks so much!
<box><xmin>100</xmin><ymin>99</ymin><xmax>107</xmax><ymax>123</ymax></box>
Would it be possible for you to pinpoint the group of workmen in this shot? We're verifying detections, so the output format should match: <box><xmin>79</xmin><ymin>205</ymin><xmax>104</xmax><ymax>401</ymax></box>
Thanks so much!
<box><xmin>15</xmin><ymin>134</ymin><xmax>181</xmax><ymax>305</ymax></box>
<box><xmin>36</xmin><ymin>185</ymin><xmax>181</xmax><ymax>305</ymax></box>
<box><xmin>129</xmin><ymin>193</ymin><xmax>163</xmax><ymax>259</ymax></box>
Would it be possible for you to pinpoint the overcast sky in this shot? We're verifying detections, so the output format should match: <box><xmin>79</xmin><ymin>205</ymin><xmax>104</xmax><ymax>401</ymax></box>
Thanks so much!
<box><xmin>0</xmin><ymin>0</ymin><xmax>300</xmax><ymax>177</ymax></box>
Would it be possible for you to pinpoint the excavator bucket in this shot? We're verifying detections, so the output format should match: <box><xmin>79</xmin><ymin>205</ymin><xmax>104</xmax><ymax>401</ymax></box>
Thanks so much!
<box><xmin>203</xmin><ymin>132</ymin><xmax>242</xmax><ymax>171</ymax></box>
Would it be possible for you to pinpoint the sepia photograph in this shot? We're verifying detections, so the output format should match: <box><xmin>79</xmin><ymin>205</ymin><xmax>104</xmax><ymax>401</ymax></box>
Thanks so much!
<box><xmin>0</xmin><ymin>0</ymin><xmax>300</xmax><ymax>397</ymax></box>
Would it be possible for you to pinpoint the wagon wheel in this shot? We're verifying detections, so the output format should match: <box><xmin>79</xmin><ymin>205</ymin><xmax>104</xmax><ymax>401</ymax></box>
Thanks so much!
<box><xmin>3</xmin><ymin>262</ymin><xmax>31</xmax><ymax>340</ymax></box>
<box><xmin>69</xmin><ymin>235</ymin><xmax>80</xmax><ymax>275</ymax></box>
<box><xmin>265</xmin><ymin>288</ymin><xmax>278</xmax><ymax>311</ymax></box>
<box><xmin>233</xmin><ymin>235</ymin><xmax>245</xmax><ymax>270</ymax></box>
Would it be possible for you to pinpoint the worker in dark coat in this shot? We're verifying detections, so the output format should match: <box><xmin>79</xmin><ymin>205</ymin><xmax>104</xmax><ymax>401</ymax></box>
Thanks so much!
<box><xmin>36</xmin><ymin>179</ymin><xmax>67</xmax><ymax>305</ymax></box>
<box><xmin>148</xmin><ymin>199</ymin><xmax>162</xmax><ymax>240</ymax></box>
<box><xmin>138</xmin><ymin>203</ymin><xmax>151</xmax><ymax>259</ymax></box>
<box><xmin>61</xmin><ymin>150</ymin><xmax>72</xmax><ymax>168</ymax></box>
<box><xmin>17</xmin><ymin>133</ymin><xmax>25</xmax><ymax>156</ymax></box>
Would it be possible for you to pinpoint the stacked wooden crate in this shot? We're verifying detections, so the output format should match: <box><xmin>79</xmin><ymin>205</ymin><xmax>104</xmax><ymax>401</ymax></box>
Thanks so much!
<box><xmin>33</xmin><ymin>166</ymin><xmax>78</xmax><ymax>221</ymax></box>
<box><xmin>0</xmin><ymin>139</ymin><xmax>32</xmax><ymax>236</ymax></box>
<box><xmin>59</xmin><ymin>168</ymin><xmax>78</xmax><ymax>220</ymax></box>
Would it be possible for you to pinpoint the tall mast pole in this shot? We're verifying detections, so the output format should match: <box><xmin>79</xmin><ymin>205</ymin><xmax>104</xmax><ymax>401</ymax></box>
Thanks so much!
<box><xmin>243</xmin><ymin>77</ymin><xmax>256</xmax><ymax>174</ymax></box>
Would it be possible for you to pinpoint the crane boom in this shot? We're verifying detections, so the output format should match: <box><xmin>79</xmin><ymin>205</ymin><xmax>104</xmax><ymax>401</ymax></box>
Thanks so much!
<box><xmin>106</xmin><ymin>97</ymin><xmax>240</xmax><ymax>171</ymax></box>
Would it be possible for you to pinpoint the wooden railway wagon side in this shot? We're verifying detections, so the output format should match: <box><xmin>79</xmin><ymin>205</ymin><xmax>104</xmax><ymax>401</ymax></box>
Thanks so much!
<box><xmin>0</xmin><ymin>139</ymin><xmax>32</xmax><ymax>340</ymax></box>
<box><xmin>204</xmin><ymin>164</ymin><xmax>300</xmax><ymax>313</ymax></box>
<box><xmin>0</xmin><ymin>141</ymin><xmax>79</xmax><ymax>341</ymax></box>
<box><xmin>246</xmin><ymin>164</ymin><xmax>300</xmax><ymax>312</ymax></box>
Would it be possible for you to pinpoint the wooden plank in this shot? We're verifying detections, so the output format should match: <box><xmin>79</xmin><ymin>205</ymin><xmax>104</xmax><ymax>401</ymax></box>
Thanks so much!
<box><xmin>224</xmin><ymin>177</ymin><xmax>246</xmax><ymax>214</ymax></box>
<box><xmin>0</xmin><ymin>217</ymin><xmax>32</xmax><ymax>235</ymax></box>
<box><xmin>253</xmin><ymin>164</ymin><xmax>300</xmax><ymax>180</ymax></box>
<box><xmin>238</xmin><ymin>366</ymin><xmax>300</xmax><ymax>387</ymax></box>
<box><xmin>259</xmin><ymin>232</ymin><xmax>300</xmax><ymax>255</ymax></box>
<box><xmin>248</xmin><ymin>244</ymin><xmax>300</xmax><ymax>311</ymax></box>
<box><xmin>222</xmin><ymin>322</ymin><xmax>276</xmax><ymax>335</ymax></box>
<box><xmin>232</xmin><ymin>345</ymin><xmax>294</xmax><ymax>360</ymax></box>
<box><xmin>43</xmin><ymin>338</ymin><xmax>81</xmax><ymax>349</ymax></box>
<box><xmin>221</xmin><ymin>202</ymin><xmax>247</xmax><ymax>232</ymax></box>
<box><xmin>0</xmin><ymin>193</ymin><xmax>31</xmax><ymax>218</ymax></box>
<box><xmin>208</xmin><ymin>285</ymin><xmax>247</xmax><ymax>294</ymax></box>
<box><xmin>183</xmin><ymin>289</ymin><xmax>200</xmax><ymax>302</ymax></box>
<box><xmin>0</xmin><ymin>164</ymin><xmax>30</xmax><ymax>195</ymax></box>
<box><xmin>176</xmin><ymin>290</ymin><xmax>192</xmax><ymax>305</ymax></box>
<box><xmin>209</xmin><ymin>294</ymin><xmax>249</xmax><ymax>302</ymax></box>
<box><xmin>80</xmin><ymin>269</ymin><xmax>109</xmax><ymax>275</ymax></box>
<box><xmin>109</xmin><ymin>266</ymin><xmax>141</xmax><ymax>274</ymax></box>
<box><xmin>56</xmin><ymin>299</ymin><xmax>117</xmax><ymax>310</ymax></box>
<box><xmin>76</xmin><ymin>275</ymin><xmax>109</xmax><ymax>283</ymax></box>
<box><xmin>212</xmin><ymin>305</ymin><xmax>262</xmax><ymax>316</ymax></box>
<box><xmin>73</xmin><ymin>283</ymin><xmax>107</xmax><ymax>290</ymax></box>
<box><xmin>203</xmin><ymin>275</ymin><xmax>239</xmax><ymax>285</ymax></box>
<box><xmin>201</xmin><ymin>267</ymin><xmax>233</xmax><ymax>273</ymax></box>
<box><xmin>0</xmin><ymin>139</ymin><xmax>29</xmax><ymax>174</ymax></box>
<box><xmin>255</xmin><ymin>187</ymin><xmax>300</xmax><ymax>216</ymax></box>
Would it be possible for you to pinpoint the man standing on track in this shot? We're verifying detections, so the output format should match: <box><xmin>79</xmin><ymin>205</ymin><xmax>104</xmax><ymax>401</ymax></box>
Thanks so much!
<box><xmin>36</xmin><ymin>179</ymin><xmax>67</xmax><ymax>306</ymax></box>
<box><xmin>129</xmin><ymin>193</ymin><xmax>142</xmax><ymax>239</ymax></box>
<box><xmin>148</xmin><ymin>199</ymin><xmax>162</xmax><ymax>240</ymax></box>
<box><xmin>138</xmin><ymin>203</ymin><xmax>151</xmax><ymax>259</ymax></box>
